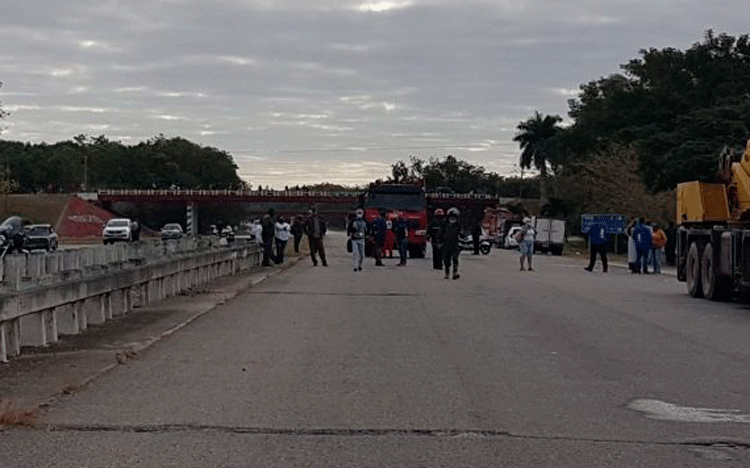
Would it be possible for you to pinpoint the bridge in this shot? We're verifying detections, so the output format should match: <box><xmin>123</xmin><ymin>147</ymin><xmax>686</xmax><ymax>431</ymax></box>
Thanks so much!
<box><xmin>83</xmin><ymin>190</ymin><xmax>532</xmax><ymax>235</ymax></box>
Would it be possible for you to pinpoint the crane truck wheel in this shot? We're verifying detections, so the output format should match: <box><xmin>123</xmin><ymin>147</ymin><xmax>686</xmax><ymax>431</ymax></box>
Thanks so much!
<box><xmin>686</xmin><ymin>241</ymin><xmax>704</xmax><ymax>298</ymax></box>
<box><xmin>701</xmin><ymin>243</ymin><xmax>732</xmax><ymax>301</ymax></box>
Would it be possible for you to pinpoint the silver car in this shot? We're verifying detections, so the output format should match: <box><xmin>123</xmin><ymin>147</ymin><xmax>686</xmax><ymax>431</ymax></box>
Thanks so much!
<box><xmin>161</xmin><ymin>223</ymin><xmax>184</xmax><ymax>240</ymax></box>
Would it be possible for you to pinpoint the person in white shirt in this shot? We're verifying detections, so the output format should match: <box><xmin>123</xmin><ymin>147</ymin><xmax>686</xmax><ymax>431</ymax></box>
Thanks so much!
<box><xmin>251</xmin><ymin>220</ymin><xmax>263</xmax><ymax>246</ymax></box>
<box><xmin>518</xmin><ymin>217</ymin><xmax>536</xmax><ymax>271</ymax></box>
<box><xmin>274</xmin><ymin>216</ymin><xmax>291</xmax><ymax>263</ymax></box>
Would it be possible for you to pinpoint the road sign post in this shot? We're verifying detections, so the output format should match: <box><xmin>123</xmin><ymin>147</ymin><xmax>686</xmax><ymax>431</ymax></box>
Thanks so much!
<box><xmin>581</xmin><ymin>214</ymin><xmax>626</xmax><ymax>255</ymax></box>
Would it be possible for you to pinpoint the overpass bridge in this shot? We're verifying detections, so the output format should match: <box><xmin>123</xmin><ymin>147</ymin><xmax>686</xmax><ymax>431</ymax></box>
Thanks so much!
<box><xmin>83</xmin><ymin>190</ymin><xmax>531</xmax><ymax>235</ymax></box>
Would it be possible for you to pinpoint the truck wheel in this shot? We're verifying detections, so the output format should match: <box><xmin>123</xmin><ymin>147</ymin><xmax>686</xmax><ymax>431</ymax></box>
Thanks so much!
<box><xmin>686</xmin><ymin>242</ymin><xmax>704</xmax><ymax>298</ymax></box>
<box><xmin>701</xmin><ymin>243</ymin><xmax>732</xmax><ymax>301</ymax></box>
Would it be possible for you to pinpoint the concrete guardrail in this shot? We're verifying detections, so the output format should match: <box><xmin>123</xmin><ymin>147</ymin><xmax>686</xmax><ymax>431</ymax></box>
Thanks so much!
<box><xmin>0</xmin><ymin>239</ymin><xmax>262</xmax><ymax>362</ymax></box>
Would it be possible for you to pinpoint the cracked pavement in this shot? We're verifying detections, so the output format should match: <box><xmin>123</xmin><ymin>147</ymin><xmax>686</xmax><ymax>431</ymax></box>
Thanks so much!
<box><xmin>3</xmin><ymin>233</ymin><xmax>750</xmax><ymax>466</ymax></box>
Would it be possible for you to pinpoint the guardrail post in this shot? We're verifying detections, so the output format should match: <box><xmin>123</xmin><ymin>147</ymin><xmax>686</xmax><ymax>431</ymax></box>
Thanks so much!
<box><xmin>0</xmin><ymin>318</ymin><xmax>21</xmax><ymax>362</ymax></box>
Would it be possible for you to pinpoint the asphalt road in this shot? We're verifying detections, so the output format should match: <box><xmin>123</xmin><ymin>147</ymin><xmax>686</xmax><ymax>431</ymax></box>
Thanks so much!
<box><xmin>4</xmin><ymin>233</ymin><xmax>750</xmax><ymax>467</ymax></box>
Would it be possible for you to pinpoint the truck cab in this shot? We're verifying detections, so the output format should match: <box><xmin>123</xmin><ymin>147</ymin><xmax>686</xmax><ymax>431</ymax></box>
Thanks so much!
<box><xmin>362</xmin><ymin>183</ymin><xmax>428</xmax><ymax>258</ymax></box>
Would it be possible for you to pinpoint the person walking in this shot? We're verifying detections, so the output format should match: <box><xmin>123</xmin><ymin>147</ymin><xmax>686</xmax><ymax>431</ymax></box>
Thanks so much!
<box><xmin>518</xmin><ymin>217</ymin><xmax>536</xmax><ymax>271</ymax></box>
<box><xmin>428</xmin><ymin>208</ymin><xmax>445</xmax><ymax>270</ymax></box>
<box><xmin>274</xmin><ymin>216</ymin><xmax>291</xmax><ymax>264</ymax></box>
<box><xmin>348</xmin><ymin>208</ymin><xmax>368</xmax><ymax>271</ymax></box>
<box><xmin>290</xmin><ymin>215</ymin><xmax>304</xmax><ymax>253</ymax></box>
<box><xmin>441</xmin><ymin>207</ymin><xmax>462</xmax><ymax>279</ymax></box>
<box><xmin>394</xmin><ymin>215</ymin><xmax>408</xmax><ymax>266</ymax></box>
<box><xmin>373</xmin><ymin>210</ymin><xmax>387</xmax><ymax>266</ymax></box>
<box><xmin>584</xmin><ymin>221</ymin><xmax>608</xmax><ymax>273</ymax></box>
<box><xmin>261</xmin><ymin>208</ymin><xmax>276</xmax><ymax>267</ymax></box>
<box><xmin>651</xmin><ymin>223</ymin><xmax>667</xmax><ymax>274</ymax></box>
<box><xmin>632</xmin><ymin>217</ymin><xmax>652</xmax><ymax>274</ymax></box>
<box><xmin>304</xmin><ymin>206</ymin><xmax>327</xmax><ymax>266</ymax></box>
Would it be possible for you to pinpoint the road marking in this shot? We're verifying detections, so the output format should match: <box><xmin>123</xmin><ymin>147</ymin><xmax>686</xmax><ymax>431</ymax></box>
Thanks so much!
<box><xmin>629</xmin><ymin>399</ymin><xmax>750</xmax><ymax>423</ymax></box>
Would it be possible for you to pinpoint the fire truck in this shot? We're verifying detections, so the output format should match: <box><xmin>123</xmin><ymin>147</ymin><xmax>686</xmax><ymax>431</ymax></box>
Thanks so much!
<box><xmin>361</xmin><ymin>183</ymin><xmax>428</xmax><ymax>258</ymax></box>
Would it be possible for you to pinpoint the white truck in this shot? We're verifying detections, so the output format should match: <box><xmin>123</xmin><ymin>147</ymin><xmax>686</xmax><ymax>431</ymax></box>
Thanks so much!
<box><xmin>532</xmin><ymin>217</ymin><xmax>566</xmax><ymax>255</ymax></box>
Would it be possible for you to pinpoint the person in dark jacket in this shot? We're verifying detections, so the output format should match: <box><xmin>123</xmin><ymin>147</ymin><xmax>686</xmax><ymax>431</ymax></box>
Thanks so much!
<box><xmin>290</xmin><ymin>215</ymin><xmax>304</xmax><ymax>253</ymax></box>
<box><xmin>304</xmin><ymin>206</ymin><xmax>327</xmax><ymax>266</ymax></box>
<box><xmin>373</xmin><ymin>210</ymin><xmax>387</xmax><ymax>266</ymax></box>
<box><xmin>428</xmin><ymin>208</ymin><xmax>445</xmax><ymax>270</ymax></box>
<box><xmin>665</xmin><ymin>221</ymin><xmax>676</xmax><ymax>266</ymax></box>
<box><xmin>632</xmin><ymin>218</ymin><xmax>652</xmax><ymax>274</ymax></box>
<box><xmin>441</xmin><ymin>207</ymin><xmax>462</xmax><ymax>279</ymax></box>
<box><xmin>584</xmin><ymin>221</ymin><xmax>608</xmax><ymax>273</ymax></box>
<box><xmin>394</xmin><ymin>215</ymin><xmax>408</xmax><ymax>266</ymax></box>
<box><xmin>471</xmin><ymin>222</ymin><xmax>482</xmax><ymax>255</ymax></box>
<box><xmin>261</xmin><ymin>208</ymin><xmax>276</xmax><ymax>266</ymax></box>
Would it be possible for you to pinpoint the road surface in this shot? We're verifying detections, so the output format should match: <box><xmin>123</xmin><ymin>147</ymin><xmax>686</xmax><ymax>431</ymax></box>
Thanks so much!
<box><xmin>3</xmin><ymin>233</ymin><xmax>750</xmax><ymax>466</ymax></box>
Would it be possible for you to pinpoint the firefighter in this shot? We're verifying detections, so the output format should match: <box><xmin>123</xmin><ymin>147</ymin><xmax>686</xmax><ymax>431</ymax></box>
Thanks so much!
<box><xmin>428</xmin><ymin>208</ymin><xmax>445</xmax><ymax>270</ymax></box>
<box><xmin>442</xmin><ymin>207</ymin><xmax>462</xmax><ymax>280</ymax></box>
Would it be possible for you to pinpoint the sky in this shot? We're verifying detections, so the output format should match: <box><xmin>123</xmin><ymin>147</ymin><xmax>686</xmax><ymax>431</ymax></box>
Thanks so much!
<box><xmin>0</xmin><ymin>0</ymin><xmax>746</xmax><ymax>189</ymax></box>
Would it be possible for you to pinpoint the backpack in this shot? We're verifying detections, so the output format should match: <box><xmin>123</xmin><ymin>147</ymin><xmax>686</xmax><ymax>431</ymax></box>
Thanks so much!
<box><xmin>515</xmin><ymin>227</ymin><xmax>527</xmax><ymax>243</ymax></box>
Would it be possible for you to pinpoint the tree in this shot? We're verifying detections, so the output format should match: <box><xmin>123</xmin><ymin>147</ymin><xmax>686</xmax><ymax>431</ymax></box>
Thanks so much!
<box><xmin>513</xmin><ymin>111</ymin><xmax>563</xmax><ymax>203</ymax></box>
<box><xmin>0</xmin><ymin>80</ymin><xmax>8</xmax><ymax>134</ymax></box>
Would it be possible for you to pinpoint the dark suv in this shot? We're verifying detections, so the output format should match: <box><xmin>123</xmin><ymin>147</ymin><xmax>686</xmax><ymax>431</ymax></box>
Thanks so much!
<box><xmin>23</xmin><ymin>224</ymin><xmax>59</xmax><ymax>251</ymax></box>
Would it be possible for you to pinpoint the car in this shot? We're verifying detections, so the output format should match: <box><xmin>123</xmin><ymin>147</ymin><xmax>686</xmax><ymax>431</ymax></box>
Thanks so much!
<box><xmin>161</xmin><ymin>223</ymin><xmax>184</xmax><ymax>240</ymax></box>
<box><xmin>503</xmin><ymin>226</ymin><xmax>524</xmax><ymax>249</ymax></box>
<box><xmin>23</xmin><ymin>224</ymin><xmax>58</xmax><ymax>251</ymax></box>
<box><xmin>103</xmin><ymin>218</ymin><xmax>133</xmax><ymax>244</ymax></box>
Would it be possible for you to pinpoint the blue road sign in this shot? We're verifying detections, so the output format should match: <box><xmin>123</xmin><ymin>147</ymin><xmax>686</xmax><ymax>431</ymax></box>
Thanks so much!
<box><xmin>581</xmin><ymin>214</ymin><xmax>626</xmax><ymax>234</ymax></box>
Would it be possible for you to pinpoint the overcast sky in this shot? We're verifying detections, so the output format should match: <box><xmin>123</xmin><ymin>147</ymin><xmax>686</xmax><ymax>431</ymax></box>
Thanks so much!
<box><xmin>0</xmin><ymin>0</ymin><xmax>746</xmax><ymax>188</ymax></box>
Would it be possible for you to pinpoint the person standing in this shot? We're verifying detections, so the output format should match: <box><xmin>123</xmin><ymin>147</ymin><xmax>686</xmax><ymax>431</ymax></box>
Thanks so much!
<box><xmin>290</xmin><ymin>215</ymin><xmax>304</xmax><ymax>253</ymax></box>
<box><xmin>348</xmin><ymin>208</ymin><xmax>368</xmax><ymax>271</ymax></box>
<box><xmin>274</xmin><ymin>216</ymin><xmax>291</xmax><ymax>264</ymax></box>
<box><xmin>428</xmin><ymin>208</ymin><xmax>445</xmax><ymax>270</ymax></box>
<box><xmin>651</xmin><ymin>223</ymin><xmax>667</xmax><ymax>274</ymax></box>
<box><xmin>518</xmin><ymin>217</ymin><xmax>536</xmax><ymax>271</ymax></box>
<box><xmin>471</xmin><ymin>222</ymin><xmax>482</xmax><ymax>255</ymax></box>
<box><xmin>304</xmin><ymin>206</ymin><xmax>327</xmax><ymax>266</ymax></box>
<box><xmin>394</xmin><ymin>215</ymin><xmax>408</xmax><ymax>266</ymax></box>
<box><xmin>373</xmin><ymin>210</ymin><xmax>387</xmax><ymax>266</ymax></box>
<box><xmin>584</xmin><ymin>221</ymin><xmax>608</xmax><ymax>273</ymax></box>
<box><xmin>626</xmin><ymin>217</ymin><xmax>637</xmax><ymax>272</ymax></box>
<box><xmin>632</xmin><ymin>218</ymin><xmax>652</xmax><ymax>274</ymax></box>
<box><xmin>441</xmin><ymin>207</ymin><xmax>462</xmax><ymax>279</ymax></box>
<box><xmin>665</xmin><ymin>221</ymin><xmax>677</xmax><ymax>266</ymax></box>
<box><xmin>383</xmin><ymin>220</ymin><xmax>395</xmax><ymax>258</ymax></box>
<box><xmin>261</xmin><ymin>208</ymin><xmax>276</xmax><ymax>266</ymax></box>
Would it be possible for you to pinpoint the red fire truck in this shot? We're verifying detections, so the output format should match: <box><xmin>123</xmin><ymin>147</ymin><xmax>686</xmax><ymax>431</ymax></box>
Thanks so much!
<box><xmin>362</xmin><ymin>183</ymin><xmax>428</xmax><ymax>258</ymax></box>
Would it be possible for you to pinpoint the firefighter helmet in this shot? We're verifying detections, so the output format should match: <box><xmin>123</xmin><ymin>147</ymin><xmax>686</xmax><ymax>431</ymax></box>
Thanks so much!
<box><xmin>447</xmin><ymin>207</ymin><xmax>460</xmax><ymax>217</ymax></box>
<box><xmin>434</xmin><ymin>208</ymin><xmax>444</xmax><ymax>216</ymax></box>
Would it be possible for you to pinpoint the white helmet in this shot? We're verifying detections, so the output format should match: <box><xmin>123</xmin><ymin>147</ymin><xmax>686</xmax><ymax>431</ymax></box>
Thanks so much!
<box><xmin>447</xmin><ymin>207</ymin><xmax>460</xmax><ymax>217</ymax></box>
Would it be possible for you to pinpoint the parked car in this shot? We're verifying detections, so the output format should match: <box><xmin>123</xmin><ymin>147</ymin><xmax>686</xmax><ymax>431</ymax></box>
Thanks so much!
<box><xmin>102</xmin><ymin>218</ymin><xmax>133</xmax><ymax>244</ymax></box>
<box><xmin>23</xmin><ymin>224</ymin><xmax>58</xmax><ymax>251</ymax></box>
<box><xmin>161</xmin><ymin>223</ymin><xmax>184</xmax><ymax>240</ymax></box>
<box><xmin>503</xmin><ymin>226</ymin><xmax>524</xmax><ymax>249</ymax></box>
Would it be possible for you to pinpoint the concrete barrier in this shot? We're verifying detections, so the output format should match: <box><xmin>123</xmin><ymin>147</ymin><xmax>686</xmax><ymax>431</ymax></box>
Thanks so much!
<box><xmin>0</xmin><ymin>240</ymin><xmax>260</xmax><ymax>362</ymax></box>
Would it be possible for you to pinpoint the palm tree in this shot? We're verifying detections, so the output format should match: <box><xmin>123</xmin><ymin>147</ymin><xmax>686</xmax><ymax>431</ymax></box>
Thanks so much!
<box><xmin>513</xmin><ymin>111</ymin><xmax>562</xmax><ymax>203</ymax></box>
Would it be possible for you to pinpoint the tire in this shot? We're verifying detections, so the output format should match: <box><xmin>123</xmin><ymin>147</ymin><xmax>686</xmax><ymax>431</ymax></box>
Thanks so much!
<box><xmin>686</xmin><ymin>242</ymin><xmax>704</xmax><ymax>298</ymax></box>
<box><xmin>480</xmin><ymin>244</ymin><xmax>491</xmax><ymax>255</ymax></box>
<box><xmin>551</xmin><ymin>245</ymin><xmax>564</xmax><ymax>256</ymax></box>
<box><xmin>701</xmin><ymin>243</ymin><xmax>732</xmax><ymax>301</ymax></box>
<box><xmin>103</xmin><ymin>239</ymin><xmax>109</xmax><ymax>245</ymax></box>
<box><xmin>409</xmin><ymin>245</ymin><xmax>425</xmax><ymax>258</ymax></box>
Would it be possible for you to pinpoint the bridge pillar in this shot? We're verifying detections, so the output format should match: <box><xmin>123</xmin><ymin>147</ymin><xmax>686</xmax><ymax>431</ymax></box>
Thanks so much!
<box><xmin>186</xmin><ymin>202</ymin><xmax>198</xmax><ymax>237</ymax></box>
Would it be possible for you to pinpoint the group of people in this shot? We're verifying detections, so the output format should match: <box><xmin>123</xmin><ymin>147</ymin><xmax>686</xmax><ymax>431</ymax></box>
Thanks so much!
<box><xmin>584</xmin><ymin>216</ymin><xmax>675</xmax><ymax>274</ymax></box>
<box><xmin>347</xmin><ymin>206</ymin><xmax>463</xmax><ymax>279</ymax></box>
<box><xmin>253</xmin><ymin>207</ymin><xmax>329</xmax><ymax>267</ymax></box>
<box><xmin>626</xmin><ymin>217</ymin><xmax>672</xmax><ymax>274</ymax></box>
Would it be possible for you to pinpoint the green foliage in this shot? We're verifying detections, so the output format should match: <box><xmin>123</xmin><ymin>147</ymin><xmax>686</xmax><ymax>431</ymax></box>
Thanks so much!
<box><xmin>558</xmin><ymin>30</ymin><xmax>750</xmax><ymax>191</ymax></box>
<box><xmin>0</xmin><ymin>135</ymin><xmax>245</xmax><ymax>192</ymax></box>
<box><xmin>388</xmin><ymin>155</ymin><xmax>540</xmax><ymax>198</ymax></box>
<box><xmin>513</xmin><ymin>111</ymin><xmax>563</xmax><ymax>176</ymax></box>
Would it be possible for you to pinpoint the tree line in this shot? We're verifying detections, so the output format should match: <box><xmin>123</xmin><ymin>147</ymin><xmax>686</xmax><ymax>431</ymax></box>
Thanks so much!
<box><xmin>0</xmin><ymin>134</ymin><xmax>244</xmax><ymax>193</ymax></box>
